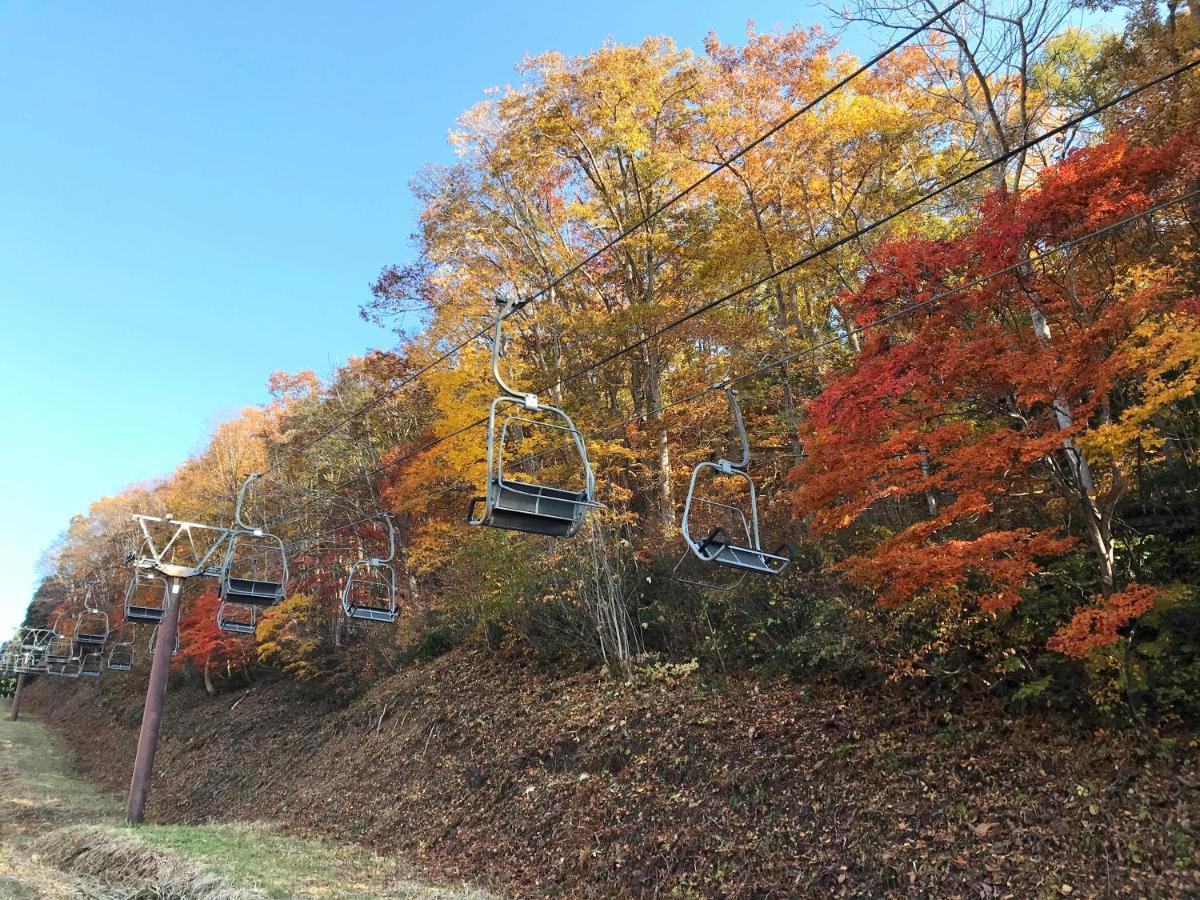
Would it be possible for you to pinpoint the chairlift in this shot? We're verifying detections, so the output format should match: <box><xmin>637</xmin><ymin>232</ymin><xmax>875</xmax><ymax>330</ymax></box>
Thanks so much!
<box><xmin>16</xmin><ymin>629</ymin><xmax>52</xmax><ymax>674</ymax></box>
<box><xmin>73</xmin><ymin>590</ymin><xmax>110</xmax><ymax>647</ymax></box>
<box><xmin>21</xmin><ymin>627</ymin><xmax>54</xmax><ymax>650</ymax></box>
<box><xmin>148</xmin><ymin>625</ymin><xmax>180</xmax><ymax>657</ymax></box>
<box><xmin>217</xmin><ymin>600</ymin><xmax>258</xmax><ymax>634</ymax></box>
<box><xmin>45</xmin><ymin>634</ymin><xmax>78</xmax><ymax>665</ymax></box>
<box><xmin>48</xmin><ymin>608</ymin><xmax>68</xmax><ymax>638</ymax></box>
<box><xmin>467</xmin><ymin>297</ymin><xmax>603</xmax><ymax>537</ymax></box>
<box><xmin>679</xmin><ymin>386</ymin><xmax>792</xmax><ymax>578</ymax></box>
<box><xmin>220</xmin><ymin>474</ymin><xmax>288</xmax><ymax>607</ymax></box>
<box><xmin>107</xmin><ymin>639</ymin><xmax>134</xmax><ymax>672</ymax></box>
<box><xmin>46</xmin><ymin>644</ymin><xmax>82</xmax><ymax>678</ymax></box>
<box><xmin>80</xmin><ymin>651</ymin><xmax>103</xmax><ymax>678</ymax></box>
<box><xmin>341</xmin><ymin>514</ymin><xmax>399</xmax><ymax>624</ymax></box>
<box><xmin>124</xmin><ymin>568</ymin><xmax>168</xmax><ymax>625</ymax></box>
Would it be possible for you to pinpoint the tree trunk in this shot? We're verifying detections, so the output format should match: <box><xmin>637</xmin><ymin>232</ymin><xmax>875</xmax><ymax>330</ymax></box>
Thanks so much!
<box><xmin>644</xmin><ymin>347</ymin><xmax>675</xmax><ymax>533</ymax></box>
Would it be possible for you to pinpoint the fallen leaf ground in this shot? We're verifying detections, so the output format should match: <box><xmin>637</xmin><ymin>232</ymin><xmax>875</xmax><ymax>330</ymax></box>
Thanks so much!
<box><xmin>22</xmin><ymin>650</ymin><xmax>1200</xmax><ymax>898</ymax></box>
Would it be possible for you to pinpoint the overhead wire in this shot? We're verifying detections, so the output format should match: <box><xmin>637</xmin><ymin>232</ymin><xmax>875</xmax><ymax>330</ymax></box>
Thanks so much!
<box><xmin>264</xmin><ymin>54</ymin><xmax>1200</xmax><ymax>541</ymax></box>
<box><xmin>273</xmin><ymin>180</ymin><xmax>1200</xmax><ymax>558</ymax></box>
<box><xmin>254</xmin><ymin>0</ymin><xmax>968</xmax><ymax>488</ymax></box>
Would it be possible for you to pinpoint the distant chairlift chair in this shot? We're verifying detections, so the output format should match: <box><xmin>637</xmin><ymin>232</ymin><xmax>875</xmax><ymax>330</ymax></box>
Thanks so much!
<box><xmin>219</xmin><ymin>474</ymin><xmax>288</xmax><ymax>608</ymax></box>
<box><xmin>45</xmin><ymin>632</ymin><xmax>77</xmax><ymax>666</ymax></box>
<box><xmin>341</xmin><ymin>514</ymin><xmax>399</xmax><ymax>624</ymax></box>
<box><xmin>17</xmin><ymin>628</ymin><xmax>53</xmax><ymax>674</ymax></box>
<box><xmin>124</xmin><ymin>568</ymin><xmax>168</xmax><ymax>625</ymax></box>
<box><xmin>73</xmin><ymin>591</ymin><xmax>110</xmax><ymax>648</ymax></box>
<box><xmin>679</xmin><ymin>386</ymin><xmax>792</xmax><ymax>579</ymax></box>
<box><xmin>467</xmin><ymin>296</ymin><xmax>603</xmax><ymax>538</ymax></box>
<box><xmin>80</xmin><ymin>651</ymin><xmax>103</xmax><ymax>678</ymax></box>
<box><xmin>107</xmin><ymin>637</ymin><xmax>134</xmax><ymax>672</ymax></box>
<box><xmin>217</xmin><ymin>600</ymin><xmax>258</xmax><ymax>635</ymax></box>
<box><xmin>148</xmin><ymin>625</ymin><xmax>179</xmax><ymax>658</ymax></box>
<box><xmin>46</xmin><ymin>639</ymin><xmax>82</xmax><ymax>678</ymax></box>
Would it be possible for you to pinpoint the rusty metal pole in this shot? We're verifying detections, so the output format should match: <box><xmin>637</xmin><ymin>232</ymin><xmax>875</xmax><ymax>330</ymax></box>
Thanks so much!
<box><xmin>8</xmin><ymin>673</ymin><xmax>26</xmax><ymax>721</ymax></box>
<box><xmin>125</xmin><ymin>574</ymin><xmax>183</xmax><ymax>824</ymax></box>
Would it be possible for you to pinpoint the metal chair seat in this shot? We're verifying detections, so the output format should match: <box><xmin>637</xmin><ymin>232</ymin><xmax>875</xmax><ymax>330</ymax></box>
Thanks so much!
<box><xmin>217</xmin><ymin>601</ymin><xmax>257</xmax><ymax>634</ymax></box>
<box><xmin>344</xmin><ymin>604</ymin><xmax>399</xmax><ymax>623</ymax></box>
<box><xmin>692</xmin><ymin>527</ymin><xmax>792</xmax><ymax>575</ymax></box>
<box><xmin>221</xmin><ymin>576</ymin><xmax>283</xmax><ymax>607</ymax></box>
<box><xmin>80</xmin><ymin>653</ymin><xmax>103</xmax><ymax>678</ymax></box>
<box><xmin>74</xmin><ymin>606</ymin><xmax>110</xmax><ymax>646</ymax></box>
<box><xmin>16</xmin><ymin>651</ymin><xmax>48</xmax><ymax>675</ymax></box>
<box><xmin>45</xmin><ymin>639</ymin><xmax>76</xmax><ymax>665</ymax></box>
<box><xmin>125</xmin><ymin>571</ymin><xmax>167</xmax><ymax>624</ymax></box>
<box><xmin>215</xmin><ymin>475</ymin><xmax>289</xmax><ymax>620</ymax></box>
<box><xmin>125</xmin><ymin>606</ymin><xmax>165</xmax><ymax>625</ymax></box>
<box><xmin>107</xmin><ymin>638</ymin><xmax>134</xmax><ymax>671</ymax></box>
<box><xmin>340</xmin><ymin>518</ymin><xmax>401</xmax><ymax>624</ymax></box>
<box><xmin>470</xmin><ymin>480</ymin><xmax>590</xmax><ymax>537</ymax></box>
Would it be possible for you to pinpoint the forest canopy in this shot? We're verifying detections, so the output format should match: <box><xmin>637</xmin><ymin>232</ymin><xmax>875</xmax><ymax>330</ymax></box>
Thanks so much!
<box><xmin>22</xmin><ymin>0</ymin><xmax>1200</xmax><ymax>725</ymax></box>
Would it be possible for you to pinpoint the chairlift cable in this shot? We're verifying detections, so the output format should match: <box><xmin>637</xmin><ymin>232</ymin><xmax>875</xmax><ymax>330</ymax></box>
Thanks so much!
<box><xmin>254</xmin><ymin>0</ymin><xmax>969</xmax><ymax>484</ymax></box>
<box><xmin>266</xmin><ymin>56</ymin><xmax>1200</xmax><ymax>535</ymax></box>
<box><xmin>274</xmin><ymin>186</ymin><xmax>1199</xmax><ymax>552</ymax></box>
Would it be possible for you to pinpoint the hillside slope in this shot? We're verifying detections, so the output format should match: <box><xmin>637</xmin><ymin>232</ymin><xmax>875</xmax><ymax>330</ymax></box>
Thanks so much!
<box><xmin>23</xmin><ymin>651</ymin><xmax>1200</xmax><ymax>898</ymax></box>
<box><xmin>0</xmin><ymin>706</ymin><xmax>483</xmax><ymax>899</ymax></box>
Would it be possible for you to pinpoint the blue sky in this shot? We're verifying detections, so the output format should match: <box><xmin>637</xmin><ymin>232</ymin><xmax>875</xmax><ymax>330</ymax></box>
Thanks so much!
<box><xmin>1</xmin><ymin>0</ymin><xmax>868</xmax><ymax>632</ymax></box>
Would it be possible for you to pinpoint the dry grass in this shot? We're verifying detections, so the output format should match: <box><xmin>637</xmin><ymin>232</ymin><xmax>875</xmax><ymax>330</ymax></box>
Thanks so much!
<box><xmin>31</xmin><ymin>825</ymin><xmax>264</xmax><ymax>899</ymax></box>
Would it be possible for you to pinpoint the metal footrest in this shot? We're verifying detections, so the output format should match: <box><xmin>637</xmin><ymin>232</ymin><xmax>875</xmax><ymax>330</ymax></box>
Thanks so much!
<box><xmin>345</xmin><ymin>605</ymin><xmax>399</xmax><ymax>623</ymax></box>
<box><xmin>221</xmin><ymin>577</ymin><xmax>283</xmax><ymax>607</ymax></box>
<box><xmin>469</xmin><ymin>481</ymin><xmax>590</xmax><ymax>537</ymax></box>
<box><xmin>125</xmin><ymin>605</ymin><xmax>165</xmax><ymax>625</ymax></box>
<box><xmin>693</xmin><ymin>527</ymin><xmax>792</xmax><ymax>575</ymax></box>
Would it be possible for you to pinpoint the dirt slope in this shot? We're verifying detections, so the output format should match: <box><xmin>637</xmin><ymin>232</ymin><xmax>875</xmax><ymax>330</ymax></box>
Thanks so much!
<box><xmin>23</xmin><ymin>650</ymin><xmax>1200</xmax><ymax>898</ymax></box>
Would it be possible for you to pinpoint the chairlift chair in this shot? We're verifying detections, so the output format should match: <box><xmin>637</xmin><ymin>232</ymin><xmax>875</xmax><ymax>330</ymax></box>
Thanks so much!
<box><xmin>341</xmin><ymin>515</ymin><xmax>399</xmax><ymax>624</ymax></box>
<box><xmin>467</xmin><ymin>297</ymin><xmax>603</xmax><ymax>538</ymax></box>
<box><xmin>15</xmin><ymin>629</ymin><xmax>52</xmax><ymax>674</ymax></box>
<box><xmin>21</xmin><ymin>627</ymin><xmax>54</xmax><ymax>651</ymax></box>
<box><xmin>148</xmin><ymin>625</ymin><xmax>180</xmax><ymax>657</ymax></box>
<box><xmin>217</xmin><ymin>600</ymin><xmax>258</xmax><ymax>634</ymax></box>
<box><xmin>107</xmin><ymin>639</ymin><xmax>134</xmax><ymax>672</ymax></box>
<box><xmin>80</xmin><ymin>652</ymin><xmax>103</xmax><ymax>678</ymax></box>
<box><xmin>220</xmin><ymin>474</ymin><xmax>288</xmax><ymax>607</ymax></box>
<box><xmin>45</xmin><ymin>634</ymin><xmax>77</xmax><ymax>666</ymax></box>
<box><xmin>679</xmin><ymin>386</ymin><xmax>792</xmax><ymax>578</ymax></box>
<box><xmin>73</xmin><ymin>591</ymin><xmax>110</xmax><ymax>647</ymax></box>
<box><xmin>46</xmin><ymin>644</ymin><xmax>82</xmax><ymax>678</ymax></box>
<box><xmin>124</xmin><ymin>569</ymin><xmax>168</xmax><ymax>625</ymax></box>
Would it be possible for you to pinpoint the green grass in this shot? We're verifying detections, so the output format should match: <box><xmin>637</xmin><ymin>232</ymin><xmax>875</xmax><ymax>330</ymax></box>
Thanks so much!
<box><xmin>0</xmin><ymin>699</ymin><xmax>490</xmax><ymax>899</ymax></box>
<box><xmin>138</xmin><ymin>823</ymin><xmax>483</xmax><ymax>899</ymax></box>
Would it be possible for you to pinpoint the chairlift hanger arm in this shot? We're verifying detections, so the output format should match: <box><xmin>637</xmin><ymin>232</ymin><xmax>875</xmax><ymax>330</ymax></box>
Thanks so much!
<box><xmin>719</xmin><ymin>385</ymin><xmax>752</xmax><ymax>472</ymax></box>
<box><xmin>491</xmin><ymin>297</ymin><xmax>538</xmax><ymax>410</ymax></box>
<box><xmin>375</xmin><ymin>514</ymin><xmax>396</xmax><ymax>566</ymax></box>
<box><xmin>234</xmin><ymin>473</ymin><xmax>266</xmax><ymax>533</ymax></box>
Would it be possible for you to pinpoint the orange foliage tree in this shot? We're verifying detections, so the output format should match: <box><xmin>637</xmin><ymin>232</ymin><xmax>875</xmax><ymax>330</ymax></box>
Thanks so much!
<box><xmin>792</xmin><ymin>132</ymin><xmax>1200</xmax><ymax>652</ymax></box>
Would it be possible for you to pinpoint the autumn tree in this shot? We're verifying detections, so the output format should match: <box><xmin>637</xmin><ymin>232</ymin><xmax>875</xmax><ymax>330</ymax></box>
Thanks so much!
<box><xmin>792</xmin><ymin>132</ymin><xmax>1200</xmax><ymax>653</ymax></box>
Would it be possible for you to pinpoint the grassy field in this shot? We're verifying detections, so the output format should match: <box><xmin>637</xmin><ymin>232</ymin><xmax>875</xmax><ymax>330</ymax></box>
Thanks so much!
<box><xmin>0</xmin><ymin>699</ymin><xmax>489</xmax><ymax>899</ymax></box>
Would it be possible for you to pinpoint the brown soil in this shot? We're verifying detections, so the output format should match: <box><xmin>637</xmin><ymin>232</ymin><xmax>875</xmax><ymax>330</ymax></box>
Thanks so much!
<box><xmin>23</xmin><ymin>651</ymin><xmax>1200</xmax><ymax>898</ymax></box>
